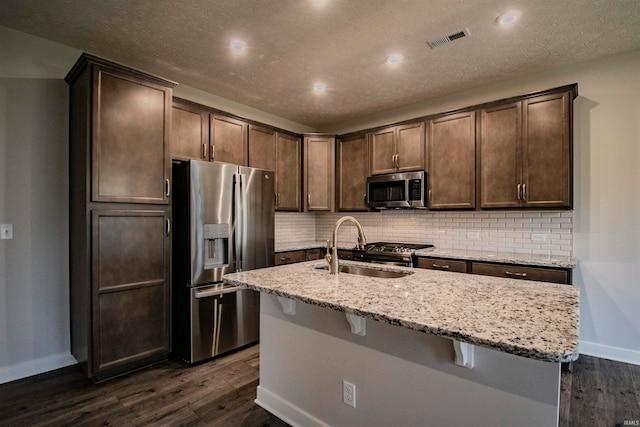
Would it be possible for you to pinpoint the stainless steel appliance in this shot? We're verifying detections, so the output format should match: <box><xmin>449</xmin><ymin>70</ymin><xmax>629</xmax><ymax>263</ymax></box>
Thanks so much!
<box><xmin>353</xmin><ymin>242</ymin><xmax>434</xmax><ymax>267</ymax></box>
<box><xmin>366</xmin><ymin>171</ymin><xmax>427</xmax><ymax>209</ymax></box>
<box><xmin>171</xmin><ymin>160</ymin><xmax>274</xmax><ymax>364</ymax></box>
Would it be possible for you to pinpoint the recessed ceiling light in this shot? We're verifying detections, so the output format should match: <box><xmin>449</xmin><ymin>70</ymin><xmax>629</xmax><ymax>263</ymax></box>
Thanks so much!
<box><xmin>386</xmin><ymin>54</ymin><xmax>403</xmax><ymax>65</ymax></box>
<box><xmin>313</xmin><ymin>83</ymin><xmax>326</xmax><ymax>92</ymax></box>
<box><xmin>230</xmin><ymin>40</ymin><xmax>247</xmax><ymax>52</ymax></box>
<box><xmin>496</xmin><ymin>10</ymin><xmax>522</xmax><ymax>26</ymax></box>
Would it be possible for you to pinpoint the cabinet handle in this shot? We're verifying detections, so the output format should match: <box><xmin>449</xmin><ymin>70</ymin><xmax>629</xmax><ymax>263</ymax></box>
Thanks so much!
<box><xmin>166</xmin><ymin>218</ymin><xmax>171</xmax><ymax>236</ymax></box>
<box><xmin>277</xmin><ymin>192</ymin><xmax>281</xmax><ymax>206</ymax></box>
<box><xmin>522</xmin><ymin>184</ymin><xmax>527</xmax><ymax>201</ymax></box>
<box><xmin>165</xmin><ymin>179</ymin><xmax>170</xmax><ymax>197</ymax></box>
<box><xmin>428</xmin><ymin>189</ymin><xmax>433</xmax><ymax>204</ymax></box>
<box><xmin>202</xmin><ymin>143</ymin><xmax>207</xmax><ymax>159</ymax></box>
<box><xmin>210</xmin><ymin>144</ymin><xmax>215</xmax><ymax>160</ymax></box>
<box><xmin>517</xmin><ymin>184</ymin><xmax>522</xmax><ymax>201</ymax></box>
<box><xmin>308</xmin><ymin>194</ymin><xmax>311</xmax><ymax>207</ymax></box>
<box><xmin>396</xmin><ymin>154</ymin><xmax>400</xmax><ymax>168</ymax></box>
<box><xmin>432</xmin><ymin>264</ymin><xmax>449</xmax><ymax>270</ymax></box>
<box><xmin>505</xmin><ymin>271</ymin><xmax>527</xmax><ymax>278</ymax></box>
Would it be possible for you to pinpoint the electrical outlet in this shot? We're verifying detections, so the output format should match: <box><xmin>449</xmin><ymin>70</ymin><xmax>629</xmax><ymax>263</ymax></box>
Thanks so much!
<box><xmin>0</xmin><ymin>224</ymin><xmax>13</xmax><ymax>240</ymax></box>
<box><xmin>467</xmin><ymin>231</ymin><xmax>480</xmax><ymax>240</ymax></box>
<box><xmin>343</xmin><ymin>380</ymin><xmax>356</xmax><ymax>408</ymax></box>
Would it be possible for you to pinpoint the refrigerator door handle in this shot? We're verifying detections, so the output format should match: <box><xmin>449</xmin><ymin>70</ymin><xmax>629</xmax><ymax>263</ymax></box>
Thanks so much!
<box><xmin>234</xmin><ymin>172</ymin><xmax>245</xmax><ymax>271</ymax></box>
<box><xmin>194</xmin><ymin>285</ymin><xmax>243</xmax><ymax>298</ymax></box>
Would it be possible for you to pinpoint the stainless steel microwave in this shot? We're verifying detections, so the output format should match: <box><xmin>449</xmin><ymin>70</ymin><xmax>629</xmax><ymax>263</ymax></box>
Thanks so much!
<box><xmin>366</xmin><ymin>171</ymin><xmax>427</xmax><ymax>209</ymax></box>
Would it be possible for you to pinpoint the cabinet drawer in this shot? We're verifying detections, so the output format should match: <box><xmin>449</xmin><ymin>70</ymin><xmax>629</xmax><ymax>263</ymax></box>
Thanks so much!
<box><xmin>471</xmin><ymin>262</ymin><xmax>570</xmax><ymax>284</ymax></box>
<box><xmin>416</xmin><ymin>257</ymin><xmax>468</xmax><ymax>273</ymax></box>
<box><xmin>305</xmin><ymin>248</ymin><xmax>323</xmax><ymax>261</ymax></box>
<box><xmin>275</xmin><ymin>250</ymin><xmax>306</xmax><ymax>265</ymax></box>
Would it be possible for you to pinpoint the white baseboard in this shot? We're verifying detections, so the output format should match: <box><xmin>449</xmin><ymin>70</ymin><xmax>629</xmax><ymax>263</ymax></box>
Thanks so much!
<box><xmin>255</xmin><ymin>385</ymin><xmax>330</xmax><ymax>427</ymax></box>
<box><xmin>579</xmin><ymin>340</ymin><xmax>640</xmax><ymax>366</ymax></box>
<box><xmin>0</xmin><ymin>352</ymin><xmax>77</xmax><ymax>385</ymax></box>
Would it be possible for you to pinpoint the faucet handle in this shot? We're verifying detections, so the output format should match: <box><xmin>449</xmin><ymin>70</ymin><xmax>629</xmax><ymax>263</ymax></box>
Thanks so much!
<box><xmin>325</xmin><ymin>240</ymin><xmax>332</xmax><ymax>265</ymax></box>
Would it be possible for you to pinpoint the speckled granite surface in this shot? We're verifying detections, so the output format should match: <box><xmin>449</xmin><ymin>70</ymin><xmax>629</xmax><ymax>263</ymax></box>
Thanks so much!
<box><xmin>224</xmin><ymin>260</ymin><xmax>579</xmax><ymax>363</ymax></box>
<box><xmin>415</xmin><ymin>248</ymin><xmax>577</xmax><ymax>268</ymax></box>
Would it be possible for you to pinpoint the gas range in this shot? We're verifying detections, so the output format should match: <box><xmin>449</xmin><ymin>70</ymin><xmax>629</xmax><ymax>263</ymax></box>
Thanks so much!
<box><xmin>353</xmin><ymin>242</ymin><xmax>434</xmax><ymax>267</ymax></box>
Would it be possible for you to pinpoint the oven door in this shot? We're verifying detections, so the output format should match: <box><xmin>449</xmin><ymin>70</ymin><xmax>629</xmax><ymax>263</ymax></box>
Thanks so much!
<box><xmin>188</xmin><ymin>284</ymin><xmax>259</xmax><ymax>363</ymax></box>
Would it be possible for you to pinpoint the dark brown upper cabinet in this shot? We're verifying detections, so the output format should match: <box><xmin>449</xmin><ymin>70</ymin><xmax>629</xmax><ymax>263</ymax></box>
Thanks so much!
<box><xmin>171</xmin><ymin>100</ymin><xmax>209</xmax><ymax>161</ymax></box>
<box><xmin>83</xmin><ymin>62</ymin><xmax>173</xmax><ymax>204</ymax></box>
<box><xmin>304</xmin><ymin>134</ymin><xmax>335</xmax><ymax>212</ymax></box>
<box><xmin>171</xmin><ymin>98</ymin><xmax>248</xmax><ymax>166</ymax></box>
<box><xmin>249</xmin><ymin>125</ymin><xmax>301</xmax><ymax>212</ymax></box>
<box><xmin>427</xmin><ymin>111</ymin><xmax>476</xmax><ymax>209</ymax></box>
<box><xmin>210</xmin><ymin>115</ymin><xmax>248</xmax><ymax>165</ymax></box>
<box><xmin>336</xmin><ymin>134</ymin><xmax>369</xmax><ymax>211</ymax></box>
<box><xmin>369</xmin><ymin>122</ymin><xmax>425</xmax><ymax>175</ymax></box>
<box><xmin>479</xmin><ymin>90</ymin><xmax>572</xmax><ymax>209</ymax></box>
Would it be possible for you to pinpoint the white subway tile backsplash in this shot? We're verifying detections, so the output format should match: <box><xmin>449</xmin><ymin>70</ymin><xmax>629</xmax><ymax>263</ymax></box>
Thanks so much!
<box><xmin>276</xmin><ymin>210</ymin><xmax>573</xmax><ymax>257</ymax></box>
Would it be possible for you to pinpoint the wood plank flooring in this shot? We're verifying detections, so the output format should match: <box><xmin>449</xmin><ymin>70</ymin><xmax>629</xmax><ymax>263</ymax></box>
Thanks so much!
<box><xmin>1</xmin><ymin>344</ymin><xmax>638</xmax><ymax>426</ymax></box>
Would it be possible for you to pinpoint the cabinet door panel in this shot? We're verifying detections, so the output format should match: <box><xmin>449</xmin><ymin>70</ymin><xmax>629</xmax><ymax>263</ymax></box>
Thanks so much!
<box><xmin>337</xmin><ymin>135</ymin><xmax>369</xmax><ymax>211</ymax></box>
<box><xmin>370</xmin><ymin>127</ymin><xmax>396</xmax><ymax>175</ymax></box>
<box><xmin>427</xmin><ymin>112</ymin><xmax>476</xmax><ymax>209</ymax></box>
<box><xmin>171</xmin><ymin>101</ymin><xmax>208</xmax><ymax>161</ymax></box>
<box><xmin>480</xmin><ymin>103</ymin><xmax>521</xmax><ymax>208</ymax></box>
<box><xmin>305</xmin><ymin>135</ymin><xmax>334</xmax><ymax>212</ymax></box>
<box><xmin>249</xmin><ymin>126</ymin><xmax>276</xmax><ymax>171</ymax></box>
<box><xmin>211</xmin><ymin>115</ymin><xmax>248</xmax><ymax>165</ymax></box>
<box><xmin>276</xmin><ymin>134</ymin><xmax>301</xmax><ymax>211</ymax></box>
<box><xmin>522</xmin><ymin>92</ymin><xmax>571</xmax><ymax>208</ymax></box>
<box><xmin>93</xmin><ymin>67</ymin><xmax>169</xmax><ymax>204</ymax></box>
<box><xmin>92</xmin><ymin>210</ymin><xmax>170</xmax><ymax>374</ymax></box>
<box><xmin>396</xmin><ymin>122</ymin><xmax>425</xmax><ymax>172</ymax></box>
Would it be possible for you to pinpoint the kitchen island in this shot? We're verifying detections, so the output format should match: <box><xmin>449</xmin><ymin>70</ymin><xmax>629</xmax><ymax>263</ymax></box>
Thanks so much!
<box><xmin>224</xmin><ymin>260</ymin><xmax>579</xmax><ymax>426</ymax></box>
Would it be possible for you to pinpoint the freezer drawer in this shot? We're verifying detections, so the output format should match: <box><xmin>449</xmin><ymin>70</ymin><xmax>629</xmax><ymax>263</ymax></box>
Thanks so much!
<box><xmin>180</xmin><ymin>284</ymin><xmax>259</xmax><ymax>364</ymax></box>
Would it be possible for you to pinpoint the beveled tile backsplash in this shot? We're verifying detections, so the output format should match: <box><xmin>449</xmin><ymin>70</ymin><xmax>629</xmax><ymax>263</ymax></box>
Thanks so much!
<box><xmin>276</xmin><ymin>210</ymin><xmax>573</xmax><ymax>257</ymax></box>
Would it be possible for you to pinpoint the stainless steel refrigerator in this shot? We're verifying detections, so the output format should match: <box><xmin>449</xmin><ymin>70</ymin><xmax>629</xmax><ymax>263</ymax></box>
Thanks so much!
<box><xmin>171</xmin><ymin>160</ymin><xmax>274</xmax><ymax>364</ymax></box>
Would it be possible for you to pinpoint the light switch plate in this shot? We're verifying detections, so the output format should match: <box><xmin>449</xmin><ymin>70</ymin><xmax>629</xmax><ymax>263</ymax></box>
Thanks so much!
<box><xmin>1</xmin><ymin>224</ymin><xmax>13</xmax><ymax>240</ymax></box>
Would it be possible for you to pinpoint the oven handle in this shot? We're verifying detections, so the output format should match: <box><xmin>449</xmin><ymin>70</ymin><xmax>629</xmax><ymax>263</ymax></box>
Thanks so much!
<box><xmin>195</xmin><ymin>285</ymin><xmax>243</xmax><ymax>299</ymax></box>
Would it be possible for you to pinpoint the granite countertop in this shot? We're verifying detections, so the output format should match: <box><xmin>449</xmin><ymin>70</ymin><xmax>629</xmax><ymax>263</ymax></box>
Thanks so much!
<box><xmin>415</xmin><ymin>248</ymin><xmax>577</xmax><ymax>268</ymax></box>
<box><xmin>224</xmin><ymin>260</ymin><xmax>579</xmax><ymax>363</ymax></box>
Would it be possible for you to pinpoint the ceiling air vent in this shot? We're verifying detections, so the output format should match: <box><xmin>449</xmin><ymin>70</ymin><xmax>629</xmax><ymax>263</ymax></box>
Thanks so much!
<box><xmin>427</xmin><ymin>28</ymin><xmax>470</xmax><ymax>49</ymax></box>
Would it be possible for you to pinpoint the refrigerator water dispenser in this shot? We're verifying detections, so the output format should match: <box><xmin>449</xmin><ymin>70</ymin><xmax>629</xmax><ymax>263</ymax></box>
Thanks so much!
<box><xmin>203</xmin><ymin>223</ymin><xmax>229</xmax><ymax>269</ymax></box>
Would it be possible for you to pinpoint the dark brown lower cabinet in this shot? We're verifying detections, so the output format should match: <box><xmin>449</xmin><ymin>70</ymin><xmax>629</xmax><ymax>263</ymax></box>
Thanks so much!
<box><xmin>416</xmin><ymin>257</ymin><xmax>571</xmax><ymax>284</ymax></box>
<box><xmin>416</xmin><ymin>257</ymin><xmax>469</xmax><ymax>273</ymax></box>
<box><xmin>275</xmin><ymin>248</ymin><xmax>324</xmax><ymax>265</ymax></box>
<box><xmin>471</xmin><ymin>261</ymin><xmax>570</xmax><ymax>284</ymax></box>
<box><xmin>72</xmin><ymin>209</ymin><xmax>171</xmax><ymax>381</ymax></box>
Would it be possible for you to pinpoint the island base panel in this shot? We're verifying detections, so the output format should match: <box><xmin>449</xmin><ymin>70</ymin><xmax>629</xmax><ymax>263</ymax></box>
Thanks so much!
<box><xmin>256</xmin><ymin>293</ymin><xmax>561</xmax><ymax>427</ymax></box>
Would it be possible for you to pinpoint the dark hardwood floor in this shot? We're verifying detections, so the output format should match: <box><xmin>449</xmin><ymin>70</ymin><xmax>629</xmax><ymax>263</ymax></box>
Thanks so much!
<box><xmin>1</xmin><ymin>345</ymin><xmax>638</xmax><ymax>426</ymax></box>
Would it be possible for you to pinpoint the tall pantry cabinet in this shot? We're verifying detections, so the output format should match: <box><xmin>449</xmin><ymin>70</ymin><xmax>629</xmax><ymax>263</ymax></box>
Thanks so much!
<box><xmin>66</xmin><ymin>54</ymin><xmax>175</xmax><ymax>380</ymax></box>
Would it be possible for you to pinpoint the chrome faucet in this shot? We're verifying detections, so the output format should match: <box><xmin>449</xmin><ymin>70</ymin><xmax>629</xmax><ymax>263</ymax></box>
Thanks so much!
<box><xmin>325</xmin><ymin>216</ymin><xmax>367</xmax><ymax>274</ymax></box>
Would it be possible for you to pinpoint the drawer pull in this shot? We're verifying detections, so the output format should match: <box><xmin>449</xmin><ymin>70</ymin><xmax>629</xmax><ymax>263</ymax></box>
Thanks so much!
<box><xmin>432</xmin><ymin>264</ymin><xmax>450</xmax><ymax>270</ymax></box>
<box><xmin>505</xmin><ymin>271</ymin><xmax>527</xmax><ymax>278</ymax></box>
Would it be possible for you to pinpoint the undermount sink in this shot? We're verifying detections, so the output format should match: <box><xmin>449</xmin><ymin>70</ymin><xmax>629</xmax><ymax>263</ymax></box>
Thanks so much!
<box><xmin>315</xmin><ymin>264</ymin><xmax>413</xmax><ymax>279</ymax></box>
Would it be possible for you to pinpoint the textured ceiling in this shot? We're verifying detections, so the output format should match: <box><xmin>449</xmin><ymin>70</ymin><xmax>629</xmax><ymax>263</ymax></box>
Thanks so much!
<box><xmin>1</xmin><ymin>0</ymin><xmax>639</xmax><ymax>129</ymax></box>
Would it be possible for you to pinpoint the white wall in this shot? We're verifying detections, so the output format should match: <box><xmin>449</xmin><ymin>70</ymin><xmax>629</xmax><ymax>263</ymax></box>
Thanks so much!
<box><xmin>0</xmin><ymin>78</ymin><xmax>76</xmax><ymax>382</ymax></box>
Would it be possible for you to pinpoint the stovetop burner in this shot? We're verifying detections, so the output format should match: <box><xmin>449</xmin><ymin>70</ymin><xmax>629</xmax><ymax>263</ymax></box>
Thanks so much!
<box><xmin>353</xmin><ymin>242</ymin><xmax>434</xmax><ymax>267</ymax></box>
<box><xmin>362</xmin><ymin>242</ymin><xmax>434</xmax><ymax>253</ymax></box>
